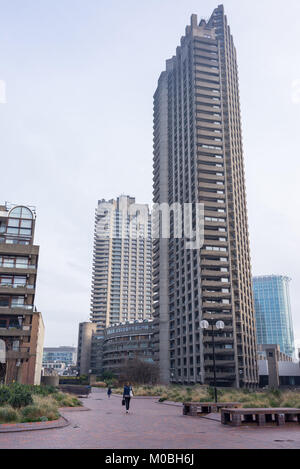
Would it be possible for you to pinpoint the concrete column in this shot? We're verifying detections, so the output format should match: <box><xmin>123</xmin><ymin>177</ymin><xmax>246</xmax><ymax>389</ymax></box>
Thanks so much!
<box><xmin>276</xmin><ymin>414</ymin><xmax>285</xmax><ymax>426</ymax></box>
<box><xmin>257</xmin><ymin>414</ymin><xmax>266</xmax><ymax>426</ymax></box>
<box><xmin>232</xmin><ymin>414</ymin><xmax>242</xmax><ymax>427</ymax></box>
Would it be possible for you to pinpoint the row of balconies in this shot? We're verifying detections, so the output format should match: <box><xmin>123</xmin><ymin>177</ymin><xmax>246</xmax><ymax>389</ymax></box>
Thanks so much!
<box><xmin>195</xmin><ymin>104</ymin><xmax>222</xmax><ymax>119</ymax></box>
<box><xmin>195</xmin><ymin>97</ymin><xmax>221</xmax><ymax>110</ymax></box>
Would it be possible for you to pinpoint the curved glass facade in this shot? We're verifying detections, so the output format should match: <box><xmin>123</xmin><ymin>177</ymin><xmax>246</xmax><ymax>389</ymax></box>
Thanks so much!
<box><xmin>253</xmin><ymin>276</ymin><xmax>295</xmax><ymax>358</ymax></box>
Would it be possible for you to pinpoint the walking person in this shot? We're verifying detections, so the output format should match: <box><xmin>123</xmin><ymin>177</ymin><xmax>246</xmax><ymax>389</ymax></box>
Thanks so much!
<box><xmin>123</xmin><ymin>383</ymin><xmax>133</xmax><ymax>414</ymax></box>
<box><xmin>107</xmin><ymin>387</ymin><xmax>112</xmax><ymax>398</ymax></box>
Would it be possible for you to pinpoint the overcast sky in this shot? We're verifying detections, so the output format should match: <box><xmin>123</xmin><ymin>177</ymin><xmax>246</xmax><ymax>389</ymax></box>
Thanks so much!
<box><xmin>0</xmin><ymin>0</ymin><xmax>299</xmax><ymax>351</ymax></box>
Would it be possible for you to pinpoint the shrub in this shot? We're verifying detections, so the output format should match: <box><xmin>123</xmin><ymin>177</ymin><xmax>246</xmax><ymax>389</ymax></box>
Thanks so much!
<box><xmin>0</xmin><ymin>386</ymin><xmax>11</xmax><ymax>406</ymax></box>
<box><xmin>20</xmin><ymin>402</ymin><xmax>59</xmax><ymax>423</ymax></box>
<box><xmin>93</xmin><ymin>382</ymin><xmax>107</xmax><ymax>388</ymax></box>
<box><xmin>8</xmin><ymin>388</ymin><xmax>33</xmax><ymax>409</ymax></box>
<box><xmin>268</xmin><ymin>389</ymin><xmax>282</xmax><ymax>399</ymax></box>
<box><xmin>207</xmin><ymin>386</ymin><xmax>221</xmax><ymax>402</ymax></box>
<box><xmin>0</xmin><ymin>407</ymin><xmax>19</xmax><ymax>423</ymax></box>
<box><xmin>104</xmin><ymin>378</ymin><xmax>119</xmax><ymax>388</ymax></box>
<box><xmin>52</xmin><ymin>392</ymin><xmax>81</xmax><ymax>407</ymax></box>
<box><xmin>100</xmin><ymin>371</ymin><xmax>116</xmax><ymax>381</ymax></box>
<box><xmin>268</xmin><ymin>398</ymin><xmax>281</xmax><ymax>408</ymax></box>
<box><xmin>59</xmin><ymin>376</ymin><xmax>88</xmax><ymax>385</ymax></box>
<box><xmin>31</xmin><ymin>385</ymin><xmax>57</xmax><ymax>396</ymax></box>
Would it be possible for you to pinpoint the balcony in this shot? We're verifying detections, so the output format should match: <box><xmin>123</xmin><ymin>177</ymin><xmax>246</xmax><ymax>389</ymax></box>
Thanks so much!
<box><xmin>0</xmin><ymin>284</ymin><xmax>35</xmax><ymax>295</ymax></box>
<box><xmin>0</xmin><ymin>305</ymin><xmax>35</xmax><ymax>314</ymax></box>
<box><xmin>0</xmin><ymin>326</ymin><xmax>31</xmax><ymax>337</ymax></box>
<box><xmin>195</xmin><ymin>64</ymin><xmax>219</xmax><ymax>75</ymax></box>
<box><xmin>195</xmin><ymin>72</ymin><xmax>220</xmax><ymax>84</ymax></box>
<box><xmin>202</xmin><ymin>304</ymin><xmax>232</xmax><ymax>313</ymax></box>
<box><xmin>197</xmin><ymin>145</ymin><xmax>223</xmax><ymax>157</ymax></box>
<box><xmin>0</xmin><ymin>244</ymin><xmax>39</xmax><ymax>256</ymax></box>
<box><xmin>204</xmin><ymin>371</ymin><xmax>236</xmax><ymax>381</ymax></box>
<box><xmin>203</xmin><ymin>335</ymin><xmax>233</xmax><ymax>344</ymax></box>
<box><xmin>204</xmin><ymin>359</ymin><xmax>236</xmax><ymax>367</ymax></box>
<box><xmin>0</xmin><ymin>264</ymin><xmax>37</xmax><ymax>274</ymax></box>
<box><xmin>196</xmin><ymin>112</ymin><xmax>222</xmax><ymax>123</ymax></box>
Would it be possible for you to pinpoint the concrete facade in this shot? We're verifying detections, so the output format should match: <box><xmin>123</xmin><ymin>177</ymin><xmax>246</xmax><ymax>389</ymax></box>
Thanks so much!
<box><xmin>101</xmin><ymin>320</ymin><xmax>154</xmax><ymax>376</ymax></box>
<box><xmin>259</xmin><ymin>357</ymin><xmax>300</xmax><ymax>388</ymax></box>
<box><xmin>90</xmin><ymin>195</ymin><xmax>152</xmax><ymax>333</ymax></box>
<box><xmin>77</xmin><ymin>322</ymin><xmax>97</xmax><ymax>376</ymax></box>
<box><xmin>0</xmin><ymin>203</ymin><xmax>44</xmax><ymax>385</ymax></box>
<box><xmin>153</xmin><ymin>6</ymin><xmax>258</xmax><ymax>387</ymax></box>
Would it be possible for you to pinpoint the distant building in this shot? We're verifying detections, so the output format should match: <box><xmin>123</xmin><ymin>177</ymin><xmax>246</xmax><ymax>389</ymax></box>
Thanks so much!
<box><xmin>43</xmin><ymin>346</ymin><xmax>77</xmax><ymax>366</ymax></box>
<box><xmin>258</xmin><ymin>344</ymin><xmax>300</xmax><ymax>388</ymax></box>
<box><xmin>77</xmin><ymin>322</ymin><xmax>97</xmax><ymax>376</ymax></box>
<box><xmin>258</xmin><ymin>344</ymin><xmax>293</xmax><ymax>363</ymax></box>
<box><xmin>101</xmin><ymin>319</ymin><xmax>154</xmax><ymax>376</ymax></box>
<box><xmin>77</xmin><ymin>319</ymin><xmax>155</xmax><ymax>378</ymax></box>
<box><xmin>0</xmin><ymin>203</ymin><xmax>44</xmax><ymax>385</ymax></box>
<box><xmin>253</xmin><ymin>276</ymin><xmax>295</xmax><ymax>358</ymax></box>
<box><xmin>42</xmin><ymin>362</ymin><xmax>66</xmax><ymax>375</ymax></box>
<box><xmin>90</xmin><ymin>195</ymin><xmax>152</xmax><ymax>332</ymax></box>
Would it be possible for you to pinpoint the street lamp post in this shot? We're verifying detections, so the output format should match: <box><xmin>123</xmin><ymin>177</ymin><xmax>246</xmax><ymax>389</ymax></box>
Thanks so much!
<box><xmin>200</xmin><ymin>319</ymin><xmax>225</xmax><ymax>403</ymax></box>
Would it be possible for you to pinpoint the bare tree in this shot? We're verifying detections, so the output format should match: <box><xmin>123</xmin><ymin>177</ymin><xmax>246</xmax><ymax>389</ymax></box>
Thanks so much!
<box><xmin>119</xmin><ymin>358</ymin><xmax>159</xmax><ymax>385</ymax></box>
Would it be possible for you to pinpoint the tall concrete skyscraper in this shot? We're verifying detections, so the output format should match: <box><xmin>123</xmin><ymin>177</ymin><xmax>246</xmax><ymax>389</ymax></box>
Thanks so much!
<box><xmin>253</xmin><ymin>276</ymin><xmax>295</xmax><ymax>358</ymax></box>
<box><xmin>153</xmin><ymin>5</ymin><xmax>258</xmax><ymax>387</ymax></box>
<box><xmin>90</xmin><ymin>195</ymin><xmax>152</xmax><ymax>332</ymax></box>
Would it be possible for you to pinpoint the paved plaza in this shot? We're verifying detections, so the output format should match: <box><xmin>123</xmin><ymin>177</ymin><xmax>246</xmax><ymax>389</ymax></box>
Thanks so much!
<box><xmin>0</xmin><ymin>388</ymin><xmax>300</xmax><ymax>449</ymax></box>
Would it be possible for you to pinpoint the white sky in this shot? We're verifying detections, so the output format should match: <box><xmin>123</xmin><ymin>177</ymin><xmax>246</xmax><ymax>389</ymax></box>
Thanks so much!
<box><xmin>0</xmin><ymin>0</ymin><xmax>299</xmax><ymax>350</ymax></box>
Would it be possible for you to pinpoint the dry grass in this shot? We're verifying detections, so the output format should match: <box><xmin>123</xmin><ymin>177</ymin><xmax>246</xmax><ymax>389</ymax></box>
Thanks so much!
<box><xmin>51</xmin><ymin>392</ymin><xmax>82</xmax><ymax>408</ymax></box>
<box><xmin>0</xmin><ymin>392</ymin><xmax>82</xmax><ymax>424</ymax></box>
<box><xmin>114</xmin><ymin>385</ymin><xmax>300</xmax><ymax>408</ymax></box>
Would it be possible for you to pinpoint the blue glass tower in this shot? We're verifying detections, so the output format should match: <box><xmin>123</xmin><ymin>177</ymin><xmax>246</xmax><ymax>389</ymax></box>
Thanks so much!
<box><xmin>253</xmin><ymin>276</ymin><xmax>295</xmax><ymax>358</ymax></box>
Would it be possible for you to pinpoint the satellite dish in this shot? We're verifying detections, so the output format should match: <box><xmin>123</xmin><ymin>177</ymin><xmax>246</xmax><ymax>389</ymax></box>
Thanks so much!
<box><xmin>200</xmin><ymin>320</ymin><xmax>209</xmax><ymax>330</ymax></box>
<box><xmin>216</xmin><ymin>321</ymin><xmax>225</xmax><ymax>330</ymax></box>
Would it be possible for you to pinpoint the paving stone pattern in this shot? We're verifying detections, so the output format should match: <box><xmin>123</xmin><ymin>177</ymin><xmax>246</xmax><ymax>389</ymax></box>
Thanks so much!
<box><xmin>0</xmin><ymin>389</ymin><xmax>299</xmax><ymax>449</ymax></box>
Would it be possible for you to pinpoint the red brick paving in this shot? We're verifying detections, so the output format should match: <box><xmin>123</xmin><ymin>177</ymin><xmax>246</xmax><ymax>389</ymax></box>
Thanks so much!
<box><xmin>0</xmin><ymin>388</ymin><xmax>299</xmax><ymax>449</ymax></box>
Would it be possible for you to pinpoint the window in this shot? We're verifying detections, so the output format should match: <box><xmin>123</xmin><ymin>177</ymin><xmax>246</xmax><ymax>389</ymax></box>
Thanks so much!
<box><xmin>11</xmin><ymin>296</ymin><xmax>25</xmax><ymax>307</ymax></box>
<box><xmin>9</xmin><ymin>206</ymin><xmax>33</xmax><ymax>220</ymax></box>
<box><xmin>0</xmin><ymin>296</ymin><xmax>9</xmax><ymax>307</ymax></box>
<box><xmin>6</xmin><ymin>207</ymin><xmax>33</xmax><ymax>240</ymax></box>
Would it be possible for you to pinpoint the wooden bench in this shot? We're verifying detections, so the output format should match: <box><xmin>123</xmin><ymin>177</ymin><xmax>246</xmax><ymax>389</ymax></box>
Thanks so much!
<box><xmin>221</xmin><ymin>408</ymin><xmax>300</xmax><ymax>427</ymax></box>
<box><xmin>183</xmin><ymin>402</ymin><xmax>241</xmax><ymax>416</ymax></box>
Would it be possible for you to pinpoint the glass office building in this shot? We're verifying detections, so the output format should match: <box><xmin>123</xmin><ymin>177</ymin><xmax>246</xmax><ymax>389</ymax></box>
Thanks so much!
<box><xmin>43</xmin><ymin>346</ymin><xmax>77</xmax><ymax>365</ymax></box>
<box><xmin>253</xmin><ymin>276</ymin><xmax>295</xmax><ymax>358</ymax></box>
